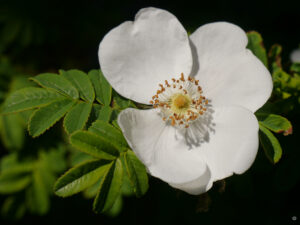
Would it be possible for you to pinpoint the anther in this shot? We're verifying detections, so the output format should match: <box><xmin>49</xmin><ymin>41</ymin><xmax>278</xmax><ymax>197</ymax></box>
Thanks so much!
<box><xmin>165</xmin><ymin>80</ymin><xmax>170</xmax><ymax>87</ymax></box>
<box><xmin>180</xmin><ymin>73</ymin><xmax>185</xmax><ymax>81</ymax></box>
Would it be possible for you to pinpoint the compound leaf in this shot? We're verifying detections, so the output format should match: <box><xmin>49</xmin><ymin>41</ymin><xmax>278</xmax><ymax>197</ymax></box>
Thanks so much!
<box><xmin>64</xmin><ymin>101</ymin><xmax>92</xmax><ymax>134</ymax></box>
<box><xmin>54</xmin><ymin>159</ymin><xmax>112</xmax><ymax>197</ymax></box>
<box><xmin>256</xmin><ymin>113</ymin><xmax>292</xmax><ymax>135</ymax></box>
<box><xmin>2</xmin><ymin>87</ymin><xmax>62</xmax><ymax>114</ymax></box>
<box><xmin>259</xmin><ymin>123</ymin><xmax>282</xmax><ymax>164</ymax></box>
<box><xmin>60</xmin><ymin>69</ymin><xmax>95</xmax><ymax>102</ymax></box>
<box><xmin>28</xmin><ymin>98</ymin><xmax>75</xmax><ymax>137</ymax></box>
<box><xmin>88</xmin><ymin>69</ymin><xmax>111</xmax><ymax>105</ymax></box>
<box><xmin>70</xmin><ymin>131</ymin><xmax>119</xmax><ymax>160</ymax></box>
<box><xmin>31</xmin><ymin>73</ymin><xmax>79</xmax><ymax>99</ymax></box>
<box><xmin>93</xmin><ymin>159</ymin><xmax>123</xmax><ymax>213</ymax></box>
<box><xmin>121</xmin><ymin>150</ymin><xmax>148</xmax><ymax>197</ymax></box>
<box><xmin>89</xmin><ymin>120</ymin><xmax>127</xmax><ymax>151</ymax></box>
<box><xmin>247</xmin><ymin>31</ymin><xmax>268</xmax><ymax>67</ymax></box>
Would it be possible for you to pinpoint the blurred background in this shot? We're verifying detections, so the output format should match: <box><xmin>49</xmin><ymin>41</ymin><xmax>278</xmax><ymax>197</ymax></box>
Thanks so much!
<box><xmin>0</xmin><ymin>0</ymin><xmax>300</xmax><ymax>224</ymax></box>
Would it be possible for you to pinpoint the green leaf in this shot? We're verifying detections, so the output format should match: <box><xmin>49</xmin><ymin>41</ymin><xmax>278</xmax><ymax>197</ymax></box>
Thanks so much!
<box><xmin>89</xmin><ymin>120</ymin><xmax>127</xmax><ymax>150</ymax></box>
<box><xmin>0</xmin><ymin>154</ymin><xmax>34</xmax><ymax>174</ymax></box>
<box><xmin>39</xmin><ymin>146</ymin><xmax>67</xmax><ymax>173</ymax></box>
<box><xmin>272</xmin><ymin>69</ymin><xmax>300</xmax><ymax>94</ymax></box>
<box><xmin>121</xmin><ymin>151</ymin><xmax>148</xmax><ymax>197</ymax></box>
<box><xmin>30</xmin><ymin>73</ymin><xmax>79</xmax><ymax>99</ymax></box>
<box><xmin>0</xmin><ymin>173</ymin><xmax>31</xmax><ymax>194</ymax></box>
<box><xmin>28</xmin><ymin>170</ymin><xmax>50</xmax><ymax>215</ymax></box>
<box><xmin>2</xmin><ymin>87</ymin><xmax>62</xmax><ymax>113</ymax></box>
<box><xmin>246</xmin><ymin>31</ymin><xmax>268</xmax><ymax>67</ymax></box>
<box><xmin>70</xmin><ymin>131</ymin><xmax>119</xmax><ymax>159</ymax></box>
<box><xmin>9</xmin><ymin>76</ymin><xmax>36</xmax><ymax>92</ymax></box>
<box><xmin>70</xmin><ymin>151</ymin><xmax>95</xmax><ymax>167</ymax></box>
<box><xmin>60</xmin><ymin>69</ymin><xmax>95</xmax><ymax>102</ymax></box>
<box><xmin>112</xmin><ymin>120</ymin><xmax>121</xmax><ymax>131</ymax></box>
<box><xmin>291</xmin><ymin>63</ymin><xmax>300</xmax><ymax>74</ymax></box>
<box><xmin>88</xmin><ymin>69</ymin><xmax>112</xmax><ymax>105</ymax></box>
<box><xmin>98</xmin><ymin>105</ymin><xmax>112</xmax><ymax>122</ymax></box>
<box><xmin>112</xmin><ymin>92</ymin><xmax>136</xmax><ymax>110</ymax></box>
<box><xmin>268</xmin><ymin>44</ymin><xmax>282</xmax><ymax>72</ymax></box>
<box><xmin>85</xmin><ymin>104</ymin><xmax>102</xmax><ymax>128</ymax></box>
<box><xmin>0</xmin><ymin>114</ymin><xmax>24</xmax><ymax>151</ymax></box>
<box><xmin>93</xmin><ymin>159</ymin><xmax>123</xmax><ymax>213</ymax></box>
<box><xmin>63</xmin><ymin>101</ymin><xmax>92</xmax><ymax>134</ymax></box>
<box><xmin>83</xmin><ymin>179</ymin><xmax>101</xmax><ymax>199</ymax></box>
<box><xmin>28</xmin><ymin>98</ymin><xmax>75</xmax><ymax>137</ymax></box>
<box><xmin>106</xmin><ymin>195</ymin><xmax>123</xmax><ymax>217</ymax></box>
<box><xmin>1</xmin><ymin>196</ymin><xmax>26</xmax><ymax>220</ymax></box>
<box><xmin>256</xmin><ymin>113</ymin><xmax>292</xmax><ymax>135</ymax></box>
<box><xmin>54</xmin><ymin>159</ymin><xmax>112</xmax><ymax>197</ymax></box>
<box><xmin>259</xmin><ymin>123</ymin><xmax>283</xmax><ymax>164</ymax></box>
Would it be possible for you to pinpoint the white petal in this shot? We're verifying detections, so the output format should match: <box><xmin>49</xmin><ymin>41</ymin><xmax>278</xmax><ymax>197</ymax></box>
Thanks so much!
<box><xmin>194</xmin><ymin>105</ymin><xmax>259</xmax><ymax>181</ymax></box>
<box><xmin>168</xmin><ymin>166</ymin><xmax>213</xmax><ymax>195</ymax></box>
<box><xmin>99</xmin><ymin>7</ymin><xmax>193</xmax><ymax>104</ymax></box>
<box><xmin>118</xmin><ymin>108</ymin><xmax>211</xmax><ymax>193</ymax></box>
<box><xmin>290</xmin><ymin>48</ymin><xmax>300</xmax><ymax>63</ymax></box>
<box><xmin>190</xmin><ymin>22</ymin><xmax>273</xmax><ymax>112</ymax></box>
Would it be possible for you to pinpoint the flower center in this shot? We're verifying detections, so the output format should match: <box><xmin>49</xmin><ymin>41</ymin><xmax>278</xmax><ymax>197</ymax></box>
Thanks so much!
<box><xmin>172</xmin><ymin>94</ymin><xmax>190</xmax><ymax>109</ymax></box>
<box><xmin>150</xmin><ymin>73</ymin><xmax>208</xmax><ymax>128</ymax></box>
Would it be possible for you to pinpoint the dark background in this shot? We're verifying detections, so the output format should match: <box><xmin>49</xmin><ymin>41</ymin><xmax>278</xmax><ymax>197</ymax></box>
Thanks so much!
<box><xmin>0</xmin><ymin>0</ymin><xmax>300</xmax><ymax>224</ymax></box>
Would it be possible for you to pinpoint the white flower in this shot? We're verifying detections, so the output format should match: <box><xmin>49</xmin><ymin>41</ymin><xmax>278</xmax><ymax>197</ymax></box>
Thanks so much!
<box><xmin>98</xmin><ymin>7</ymin><xmax>273</xmax><ymax>194</ymax></box>
<box><xmin>290</xmin><ymin>48</ymin><xmax>300</xmax><ymax>63</ymax></box>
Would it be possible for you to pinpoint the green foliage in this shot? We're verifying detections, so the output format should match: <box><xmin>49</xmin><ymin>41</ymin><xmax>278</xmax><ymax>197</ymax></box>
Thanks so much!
<box><xmin>70</xmin><ymin>131</ymin><xmax>119</xmax><ymax>159</ymax></box>
<box><xmin>291</xmin><ymin>63</ymin><xmax>300</xmax><ymax>74</ymax></box>
<box><xmin>55</xmin><ymin>120</ymin><xmax>148</xmax><ymax>214</ymax></box>
<box><xmin>246</xmin><ymin>31</ymin><xmax>268</xmax><ymax>67</ymax></box>
<box><xmin>248</xmin><ymin>31</ymin><xmax>297</xmax><ymax>164</ymax></box>
<box><xmin>60</xmin><ymin>69</ymin><xmax>95</xmax><ymax>102</ymax></box>
<box><xmin>88</xmin><ymin>120</ymin><xmax>127</xmax><ymax>150</ymax></box>
<box><xmin>93</xmin><ymin>159</ymin><xmax>123</xmax><ymax>213</ymax></box>
<box><xmin>29</xmin><ymin>98</ymin><xmax>75</xmax><ymax>137</ymax></box>
<box><xmin>30</xmin><ymin>73</ymin><xmax>79</xmax><ymax>99</ymax></box>
<box><xmin>121</xmin><ymin>150</ymin><xmax>148</xmax><ymax>197</ymax></box>
<box><xmin>2</xmin><ymin>87</ymin><xmax>62</xmax><ymax>114</ymax></box>
<box><xmin>54</xmin><ymin>159</ymin><xmax>112</xmax><ymax>197</ymax></box>
<box><xmin>259</xmin><ymin>123</ymin><xmax>282</xmax><ymax>164</ymax></box>
<box><xmin>0</xmin><ymin>114</ymin><xmax>25</xmax><ymax>151</ymax></box>
<box><xmin>63</xmin><ymin>101</ymin><xmax>92</xmax><ymax>134</ymax></box>
<box><xmin>268</xmin><ymin>44</ymin><xmax>282</xmax><ymax>72</ymax></box>
<box><xmin>0</xmin><ymin>147</ymin><xmax>67</xmax><ymax>218</ymax></box>
<box><xmin>256</xmin><ymin>113</ymin><xmax>292</xmax><ymax>135</ymax></box>
<box><xmin>88</xmin><ymin>69</ymin><xmax>112</xmax><ymax>105</ymax></box>
<box><xmin>98</xmin><ymin>105</ymin><xmax>113</xmax><ymax>122</ymax></box>
<box><xmin>0</xmin><ymin>174</ymin><xmax>31</xmax><ymax>194</ymax></box>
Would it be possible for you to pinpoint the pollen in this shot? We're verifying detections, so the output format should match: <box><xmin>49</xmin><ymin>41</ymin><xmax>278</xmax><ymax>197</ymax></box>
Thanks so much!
<box><xmin>150</xmin><ymin>73</ymin><xmax>209</xmax><ymax>128</ymax></box>
<box><xmin>173</xmin><ymin>95</ymin><xmax>189</xmax><ymax>109</ymax></box>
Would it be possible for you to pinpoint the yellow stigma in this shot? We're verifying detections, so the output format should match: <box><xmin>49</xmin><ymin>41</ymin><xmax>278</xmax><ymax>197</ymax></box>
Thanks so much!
<box><xmin>173</xmin><ymin>94</ymin><xmax>189</xmax><ymax>108</ymax></box>
<box><xmin>171</xmin><ymin>93</ymin><xmax>191</xmax><ymax>113</ymax></box>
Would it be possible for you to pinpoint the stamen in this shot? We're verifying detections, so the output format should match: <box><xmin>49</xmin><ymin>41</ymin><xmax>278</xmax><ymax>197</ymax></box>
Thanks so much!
<box><xmin>149</xmin><ymin>73</ymin><xmax>208</xmax><ymax>128</ymax></box>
